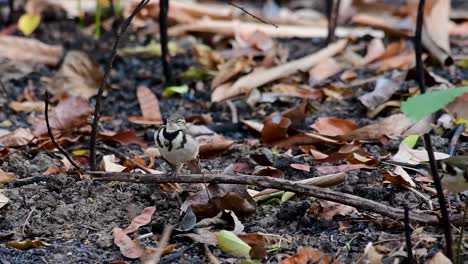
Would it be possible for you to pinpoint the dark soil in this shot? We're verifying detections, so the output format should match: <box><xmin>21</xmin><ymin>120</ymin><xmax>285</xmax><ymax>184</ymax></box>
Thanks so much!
<box><xmin>1</xmin><ymin>3</ymin><xmax>468</xmax><ymax>264</ymax></box>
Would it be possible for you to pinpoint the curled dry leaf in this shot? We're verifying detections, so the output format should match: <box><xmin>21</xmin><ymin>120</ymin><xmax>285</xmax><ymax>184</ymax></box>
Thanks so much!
<box><xmin>308</xmin><ymin>200</ymin><xmax>357</xmax><ymax>221</ymax></box>
<box><xmin>381</xmin><ymin>168</ymin><xmax>416</xmax><ymax>188</ymax></box>
<box><xmin>282</xmin><ymin>99</ymin><xmax>313</xmax><ymax>129</ymax></box>
<box><xmin>44</xmin><ymin>51</ymin><xmax>106</xmax><ymax>99</ymax></box>
<box><xmin>100</xmin><ymin>155</ymin><xmax>126</xmax><ymax>172</ymax></box>
<box><xmin>423</xmin><ymin>0</ymin><xmax>451</xmax><ymax>62</ymax></box>
<box><xmin>198</xmin><ymin>135</ymin><xmax>234</xmax><ymax>159</ymax></box>
<box><xmin>253</xmin><ymin>166</ymin><xmax>284</xmax><ymax>178</ymax></box>
<box><xmin>369</xmin><ymin>41</ymin><xmax>415</xmax><ymax>73</ymax></box>
<box><xmin>0</xmin><ymin>193</ymin><xmax>9</xmax><ymax>209</ymax></box>
<box><xmin>0</xmin><ymin>128</ymin><xmax>35</xmax><ymax>147</ymax></box>
<box><xmin>364</xmin><ymin>38</ymin><xmax>386</xmax><ymax>64</ymax></box>
<box><xmin>98</xmin><ymin>131</ymin><xmax>147</xmax><ymax>147</ymax></box>
<box><xmin>124</xmin><ymin>207</ymin><xmax>157</xmax><ymax>234</ymax></box>
<box><xmin>34</xmin><ymin>96</ymin><xmax>94</xmax><ymax>137</ymax></box>
<box><xmin>211</xmin><ymin>56</ymin><xmax>254</xmax><ymax>88</ymax></box>
<box><xmin>358</xmin><ymin>73</ymin><xmax>405</xmax><ymax>110</ymax></box>
<box><xmin>282</xmin><ymin>247</ymin><xmax>341</xmax><ymax>264</ymax></box>
<box><xmin>311</xmin><ymin>117</ymin><xmax>358</xmax><ymax>137</ymax></box>
<box><xmin>113</xmin><ymin>227</ymin><xmax>144</xmax><ymax>259</ymax></box>
<box><xmin>0</xmin><ymin>169</ymin><xmax>16</xmax><ymax>184</ymax></box>
<box><xmin>128</xmin><ymin>86</ymin><xmax>163</xmax><ymax>125</ymax></box>
<box><xmin>340</xmin><ymin>114</ymin><xmax>413</xmax><ymax>141</ymax></box>
<box><xmin>0</xmin><ymin>35</ymin><xmax>63</xmax><ymax>66</ymax></box>
<box><xmin>391</xmin><ymin>143</ymin><xmax>450</xmax><ymax>164</ymax></box>
<box><xmin>261</xmin><ymin>114</ymin><xmax>291</xmax><ymax>143</ymax></box>
<box><xmin>308</xmin><ymin>58</ymin><xmax>342</xmax><ymax>84</ymax></box>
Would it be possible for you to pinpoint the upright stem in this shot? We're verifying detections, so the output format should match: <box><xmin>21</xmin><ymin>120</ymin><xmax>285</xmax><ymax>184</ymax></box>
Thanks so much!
<box><xmin>7</xmin><ymin>0</ymin><xmax>14</xmax><ymax>24</ymax></box>
<box><xmin>326</xmin><ymin>0</ymin><xmax>341</xmax><ymax>45</ymax></box>
<box><xmin>404</xmin><ymin>206</ymin><xmax>414</xmax><ymax>263</ymax></box>
<box><xmin>159</xmin><ymin>0</ymin><xmax>172</xmax><ymax>85</ymax></box>
<box><xmin>414</xmin><ymin>0</ymin><xmax>453</xmax><ymax>260</ymax></box>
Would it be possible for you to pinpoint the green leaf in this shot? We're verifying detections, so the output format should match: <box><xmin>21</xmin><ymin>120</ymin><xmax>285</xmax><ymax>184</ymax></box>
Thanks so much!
<box><xmin>401</xmin><ymin>87</ymin><xmax>468</xmax><ymax>122</ymax></box>
<box><xmin>18</xmin><ymin>14</ymin><xmax>41</xmax><ymax>36</ymax></box>
<box><xmin>215</xmin><ymin>230</ymin><xmax>251</xmax><ymax>257</ymax></box>
<box><xmin>163</xmin><ymin>85</ymin><xmax>189</xmax><ymax>98</ymax></box>
<box><xmin>401</xmin><ymin>135</ymin><xmax>419</xmax><ymax>149</ymax></box>
<box><xmin>180</xmin><ymin>66</ymin><xmax>214</xmax><ymax>80</ymax></box>
<box><xmin>118</xmin><ymin>41</ymin><xmax>183</xmax><ymax>57</ymax></box>
<box><xmin>281</xmin><ymin>191</ymin><xmax>296</xmax><ymax>202</ymax></box>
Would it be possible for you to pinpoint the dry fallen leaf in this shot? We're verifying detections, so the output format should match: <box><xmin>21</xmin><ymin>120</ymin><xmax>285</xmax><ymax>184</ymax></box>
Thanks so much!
<box><xmin>359</xmin><ymin>73</ymin><xmax>405</xmax><ymax>110</ymax></box>
<box><xmin>381</xmin><ymin>168</ymin><xmax>416</xmax><ymax>188</ymax></box>
<box><xmin>9</xmin><ymin>101</ymin><xmax>44</xmax><ymax>113</ymax></box>
<box><xmin>34</xmin><ymin>96</ymin><xmax>94</xmax><ymax>137</ymax></box>
<box><xmin>113</xmin><ymin>227</ymin><xmax>144</xmax><ymax>259</ymax></box>
<box><xmin>308</xmin><ymin>58</ymin><xmax>342</xmax><ymax>84</ymax></box>
<box><xmin>364</xmin><ymin>38</ymin><xmax>386</xmax><ymax>64</ymax></box>
<box><xmin>446</xmin><ymin>92</ymin><xmax>468</xmax><ymax>120</ymax></box>
<box><xmin>0</xmin><ymin>35</ymin><xmax>63</xmax><ymax>66</ymax></box>
<box><xmin>261</xmin><ymin>114</ymin><xmax>291</xmax><ymax>143</ymax></box>
<box><xmin>0</xmin><ymin>193</ymin><xmax>8</xmax><ymax>209</ymax></box>
<box><xmin>309</xmin><ymin>200</ymin><xmax>357</xmax><ymax>221</ymax></box>
<box><xmin>101</xmin><ymin>155</ymin><xmax>127</xmax><ymax>172</ymax></box>
<box><xmin>211</xmin><ymin>39</ymin><xmax>347</xmax><ymax>102</ymax></box>
<box><xmin>124</xmin><ymin>207</ymin><xmax>157</xmax><ymax>234</ymax></box>
<box><xmin>424</xmin><ymin>251</ymin><xmax>451</xmax><ymax>264</ymax></box>
<box><xmin>128</xmin><ymin>86</ymin><xmax>163</xmax><ymax>125</ymax></box>
<box><xmin>98</xmin><ymin>131</ymin><xmax>147</xmax><ymax>147</ymax></box>
<box><xmin>0</xmin><ymin>128</ymin><xmax>35</xmax><ymax>147</ymax></box>
<box><xmin>44</xmin><ymin>51</ymin><xmax>106</xmax><ymax>98</ymax></box>
<box><xmin>340</xmin><ymin>114</ymin><xmax>414</xmax><ymax>141</ymax></box>
<box><xmin>0</xmin><ymin>169</ymin><xmax>16</xmax><ymax>184</ymax></box>
<box><xmin>311</xmin><ymin>117</ymin><xmax>358</xmax><ymax>137</ymax></box>
<box><xmin>236</xmin><ymin>30</ymin><xmax>274</xmax><ymax>51</ymax></box>
<box><xmin>198</xmin><ymin>135</ymin><xmax>234</xmax><ymax>159</ymax></box>
<box><xmin>282</xmin><ymin>247</ymin><xmax>341</xmax><ymax>264</ymax></box>
<box><xmin>212</xmin><ymin>56</ymin><xmax>254</xmax><ymax>88</ymax></box>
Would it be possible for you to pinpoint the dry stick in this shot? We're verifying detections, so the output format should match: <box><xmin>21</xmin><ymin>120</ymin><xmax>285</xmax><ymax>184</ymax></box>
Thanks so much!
<box><xmin>159</xmin><ymin>0</ymin><xmax>172</xmax><ymax>84</ymax></box>
<box><xmin>227</xmin><ymin>1</ymin><xmax>278</xmax><ymax>28</ymax></box>
<box><xmin>404</xmin><ymin>206</ymin><xmax>414</xmax><ymax>263</ymax></box>
<box><xmin>89</xmin><ymin>0</ymin><xmax>150</xmax><ymax>171</ymax></box>
<box><xmin>92</xmin><ymin>172</ymin><xmax>460</xmax><ymax>226</ymax></box>
<box><xmin>44</xmin><ymin>90</ymin><xmax>84</xmax><ymax>173</ymax></box>
<box><xmin>326</xmin><ymin>0</ymin><xmax>341</xmax><ymax>45</ymax></box>
<box><xmin>449</xmin><ymin>123</ymin><xmax>466</xmax><ymax>157</ymax></box>
<box><xmin>414</xmin><ymin>0</ymin><xmax>453</xmax><ymax>259</ymax></box>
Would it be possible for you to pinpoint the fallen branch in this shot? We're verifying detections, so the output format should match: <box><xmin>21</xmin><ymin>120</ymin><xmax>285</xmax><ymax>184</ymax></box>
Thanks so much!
<box><xmin>91</xmin><ymin>172</ymin><xmax>462</xmax><ymax>226</ymax></box>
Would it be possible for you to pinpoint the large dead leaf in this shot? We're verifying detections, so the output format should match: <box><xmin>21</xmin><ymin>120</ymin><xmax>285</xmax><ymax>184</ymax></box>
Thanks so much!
<box><xmin>98</xmin><ymin>131</ymin><xmax>147</xmax><ymax>147</ymax></box>
<box><xmin>308</xmin><ymin>200</ymin><xmax>357</xmax><ymax>221</ymax></box>
<box><xmin>381</xmin><ymin>168</ymin><xmax>416</xmax><ymax>188</ymax></box>
<box><xmin>211</xmin><ymin>39</ymin><xmax>347</xmax><ymax>102</ymax></box>
<box><xmin>424</xmin><ymin>251</ymin><xmax>451</xmax><ymax>264</ymax></box>
<box><xmin>424</xmin><ymin>0</ymin><xmax>451</xmax><ymax>58</ymax></box>
<box><xmin>391</xmin><ymin>143</ymin><xmax>450</xmax><ymax>164</ymax></box>
<box><xmin>198</xmin><ymin>135</ymin><xmax>234</xmax><ymax>159</ymax></box>
<box><xmin>100</xmin><ymin>155</ymin><xmax>126</xmax><ymax>172</ymax></box>
<box><xmin>0</xmin><ymin>193</ymin><xmax>8</xmax><ymax>209</ymax></box>
<box><xmin>124</xmin><ymin>207</ymin><xmax>157</xmax><ymax>234</ymax></box>
<box><xmin>181</xmin><ymin>183</ymin><xmax>257</xmax><ymax>219</ymax></box>
<box><xmin>34</xmin><ymin>96</ymin><xmax>94</xmax><ymax>137</ymax></box>
<box><xmin>211</xmin><ymin>56</ymin><xmax>254</xmax><ymax>88</ymax></box>
<box><xmin>340</xmin><ymin>114</ymin><xmax>414</xmax><ymax>141</ymax></box>
<box><xmin>0</xmin><ymin>128</ymin><xmax>35</xmax><ymax>147</ymax></box>
<box><xmin>446</xmin><ymin>92</ymin><xmax>468</xmax><ymax>120</ymax></box>
<box><xmin>308</xmin><ymin>58</ymin><xmax>342</xmax><ymax>84</ymax></box>
<box><xmin>44</xmin><ymin>51</ymin><xmax>105</xmax><ymax>98</ymax></box>
<box><xmin>262</xmin><ymin>84</ymin><xmax>323</xmax><ymax>101</ymax></box>
<box><xmin>261</xmin><ymin>114</ymin><xmax>291</xmax><ymax>143</ymax></box>
<box><xmin>359</xmin><ymin>72</ymin><xmax>405</xmax><ymax>110</ymax></box>
<box><xmin>311</xmin><ymin>117</ymin><xmax>358</xmax><ymax>137</ymax></box>
<box><xmin>0</xmin><ymin>35</ymin><xmax>63</xmax><ymax>66</ymax></box>
<box><xmin>235</xmin><ymin>30</ymin><xmax>274</xmax><ymax>52</ymax></box>
<box><xmin>9</xmin><ymin>101</ymin><xmax>44</xmax><ymax>113</ymax></box>
<box><xmin>364</xmin><ymin>38</ymin><xmax>386</xmax><ymax>64</ymax></box>
<box><xmin>128</xmin><ymin>86</ymin><xmax>163</xmax><ymax>125</ymax></box>
<box><xmin>113</xmin><ymin>227</ymin><xmax>144</xmax><ymax>259</ymax></box>
<box><xmin>369</xmin><ymin>41</ymin><xmax>415</xmax><ymax>73</ymax></box>
<box><xmin>0</xmin><ymin>169</ymin><xmax>16</xmax><ymax>184</ymax></box>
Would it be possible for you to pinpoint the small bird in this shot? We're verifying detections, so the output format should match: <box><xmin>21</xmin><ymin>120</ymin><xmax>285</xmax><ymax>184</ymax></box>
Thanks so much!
<box><xmin>155</xmin><ymin>114</ymin><xmax>201</xmax><ymax>178</ymax></box>
<box><xmin>383</xmin><ymin>156</ymin><xmax>468</xmax><ymax>194</ymax></box>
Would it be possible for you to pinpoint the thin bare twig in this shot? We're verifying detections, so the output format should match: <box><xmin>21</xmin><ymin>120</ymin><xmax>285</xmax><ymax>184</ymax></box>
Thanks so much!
<box><xmin>89</xmin><ymin>0</ymin><xmax>150</xmax><ymax>171</ymax></box>
<box><xmin>449</xmin><ymin>123</ymin><xmax>466</xmax><ymax>157</ymax></box>
<box><xmin>404</xmin><ymin>206</ymin><xmax>414</xmax><ymax>263</ymax></box>
<box><xmin>90</xmin><ymin>172</ymin><xmax>468</xmax><ymax>226</ymax></box>
<box><xmin>159</xmin><ymin>0</ymin><xmax>173</xmax><ymax>84</ymax></box>
<box><xmin>44</xmin><ymin>90</ymin><xmax>84</xmax><ymax>172</ymax></box>
<box><xmin>414</xmin><ymin>0</ymin><xmax>453</xmax><ymax>260</ymax></box>
<box><xmin>326</xmin><ymin>0</ymin><xmax>341</xmax><ymax>45</ymax></box>
<box><xmin>227</xmin><ymin>1</ymin><xmax>278</xmax><ymax>28</ymax></box>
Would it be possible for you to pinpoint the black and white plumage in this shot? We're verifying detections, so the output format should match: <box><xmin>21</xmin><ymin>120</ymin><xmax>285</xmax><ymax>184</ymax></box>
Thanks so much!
<box><xmin>383</xmin><ymin>156</ymin><xmax>468</xmax><ymax>193</ymax></box>
<box><xmin>155</xmin><ymin>114</ymin><xmax>200</xmax><ymax>178</ymax></box>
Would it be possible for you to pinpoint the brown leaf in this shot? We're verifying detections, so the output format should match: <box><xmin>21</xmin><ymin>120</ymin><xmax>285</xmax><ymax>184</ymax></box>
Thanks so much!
<box><xmin>290</xmin><ymin>164</ymin><xmax>310</xmax><ymax>172</ymax></box>
<box><xmin>0</xmin><ymin>35</ymin><xmax>63</xmax><ymax>66</ymax></box>
<box><xmin>124</xmin><ymin>207</ymin><xmax>157</xmax><ymax>234</ymax></box>
<box><xmin>128</xmin><ymin>86</ymin><xmax>163</xmax><ymax>125</ymax></box>
<box><xmin>364</xmin><ymin>38</ymin><xmax>386</xmax><ymax>64</ymax></box>
<box><xmin>212</xmin><ymin>56</ymin><xmax>254</xmax><ymax>88</ymax></box>
<box><xmin>311</xmin><ymin>117</ymin><xmax>358</xmax><ymax>137</ymax></box>
<box><xmin>446</xmin><ymin>92</ymin><xmax>468</xmax><ymax>120</ymax></box>
<box><xmin>265</xmin><ymin>83</ymin><xmax>323</xmax><ymax>100</ymax></box>
<box><xmin>358</xmin><ymin>73</ymin><xmax>405</xmax><ymax>110</ymax></box>
<box><xmin>44</xmin><ymin>51</ymin><xmax>105</xmax><ymax>98</ymax></box>
<box><xmin>261</xmin><ymin>115</ymin><xmax>291</xmax><ymax>143</ymax></box>
<box><xmin>0</xmin><ymin>128</ymin><xmax>35</xmax><ymax>147</ymax></box>
<box><xmin>100</xmin><ymin>155</ymin><xmax>127</xmax><ymax>172</ymax></box>
<box><xmin>0</xmin><ymin>169</ymin><xmax>16</xmax><ymax>184</ymax></box>
<box><xmin>9</xmin><ymin>101</ymin><xmax>44</xmax><ymax>113</ymax></box>
<box><xmin>282</xmin><ymin>247</ymin><xmax>341</xmax><ymax>264</ymax></box>
<box><xmin>113</xmin><ymin>227</ymin><xmax>144</xmax><ymax>259</ymax></box>
<box><xmin>340</xmin><ymin>114</ymin><xmax>414</xmax><ymax>141</ymax></box>
<box><xmin>308</xmin><ymin>58</ymin><xmax>342</xmax><ymax>84</ymax></box>
<box><xmin>98</xmin><ymin>131</ymin><xmax>147</xmax><ymax>147</ymax></box>
<box><xmin>424</xmin><ymin>0</ymin><xmax>450</xmax><ymax>55</ymax></box>
<box><xmin>370</xmin><ymin>41</ymin><xmax>415</xmax><ymax>72</ymax></box>
<box><xmin>181</xmin><ymin>183</ymin><xmax>257</xmax><ymax>218</ymax></box>
<box><xmin>253</xmin><ymin>166</ymin><xmax>284</xmax><ymax>178</ymax></box>
<box><xmin>309</xmin><ymin>200</ymin><xmax>357</xmax><ymax>221</ymax></box>
<box><xmin>198</xmin><ymin>135</ymin><xmax>234</xmax><ymax>159</ymax></box>
<box><xmin>34</xmin><ymin>96</ymin><xmax>94</xmax><ymax>137</ymax></box>
<box><xmin>211</xmin><ymin>39</ymin><xmax>348</xmax><ymax>102</ymax></box>
<box><xmin>282</xmin><ymin>99</ymin><xmax>313</xmax><ymax>129</ymax></box>
<box><xmin>316</xmin><ymin>164</ymin><xmax>373</xmax><ymax>174</ymax></box>
<box><xmin>424</xmin><ymin>251</ymin><xmax>451</xmax><ymax>264</ymax></box>
<box><xmin>381</xmin><ymin>168</ymin><xmax>416</xmax><ymax>188</ymax></box>
<box><xmin>236</xmin><ymin>30</ymin><xmax>274</xmax><ymax>52</ymax></box>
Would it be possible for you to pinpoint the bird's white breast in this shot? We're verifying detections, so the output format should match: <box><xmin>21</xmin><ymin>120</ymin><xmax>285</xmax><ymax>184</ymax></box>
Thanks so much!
<box><xmin>155</xmin><ymin>127</ymin><xmax>199</xmax><ymax>166</ymax></box>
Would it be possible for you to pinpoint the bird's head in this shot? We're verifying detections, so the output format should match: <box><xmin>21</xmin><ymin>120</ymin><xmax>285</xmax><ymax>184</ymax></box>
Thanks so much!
<box><xmin>166</xmin><ymin>114</ymin><xmax>188</xmax><ymax>131</ymax></box>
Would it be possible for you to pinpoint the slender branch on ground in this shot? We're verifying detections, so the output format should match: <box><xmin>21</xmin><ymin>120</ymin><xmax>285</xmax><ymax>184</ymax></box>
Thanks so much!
<box><xmin>159</xmin><ymin>0</ymin><xmax>173</xmax><ymax>84</ymax></box>
<box><xmin>44</xmin><ymin>90</ymin><xmax>84</xmax><ymax>173</ymax></box>
<box><xmin>326</xmin><ymin>0</ymin><xmax>341</xmax><ymax>45</ymax></box>
<box><xmin>414</xmin><ymin>0</ymin><xmax>453</xmax><ymax>260</ymax></box>
<box><xmin>449</xmin><ymin>123</ymin><xmax>466</xmax><ymax>157</ymax></box>
<box><xmin>90</xmin><ymin>172</ymin><xmax>468</xmax><ymax>226</ymax></box>
<box><xmin>404</xmin><ymin>206</ymin><xmax>414</xmax><ymax>263</ymax></box>
<box><xmin>89</xmin><ymin>0</ymin><xmax>150</xmax><ymax>171</ymax></box>
<box><xmin>227</xmin><ymin>1</ymin><xmax>278</xmax><ymax>28</ymax></box>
